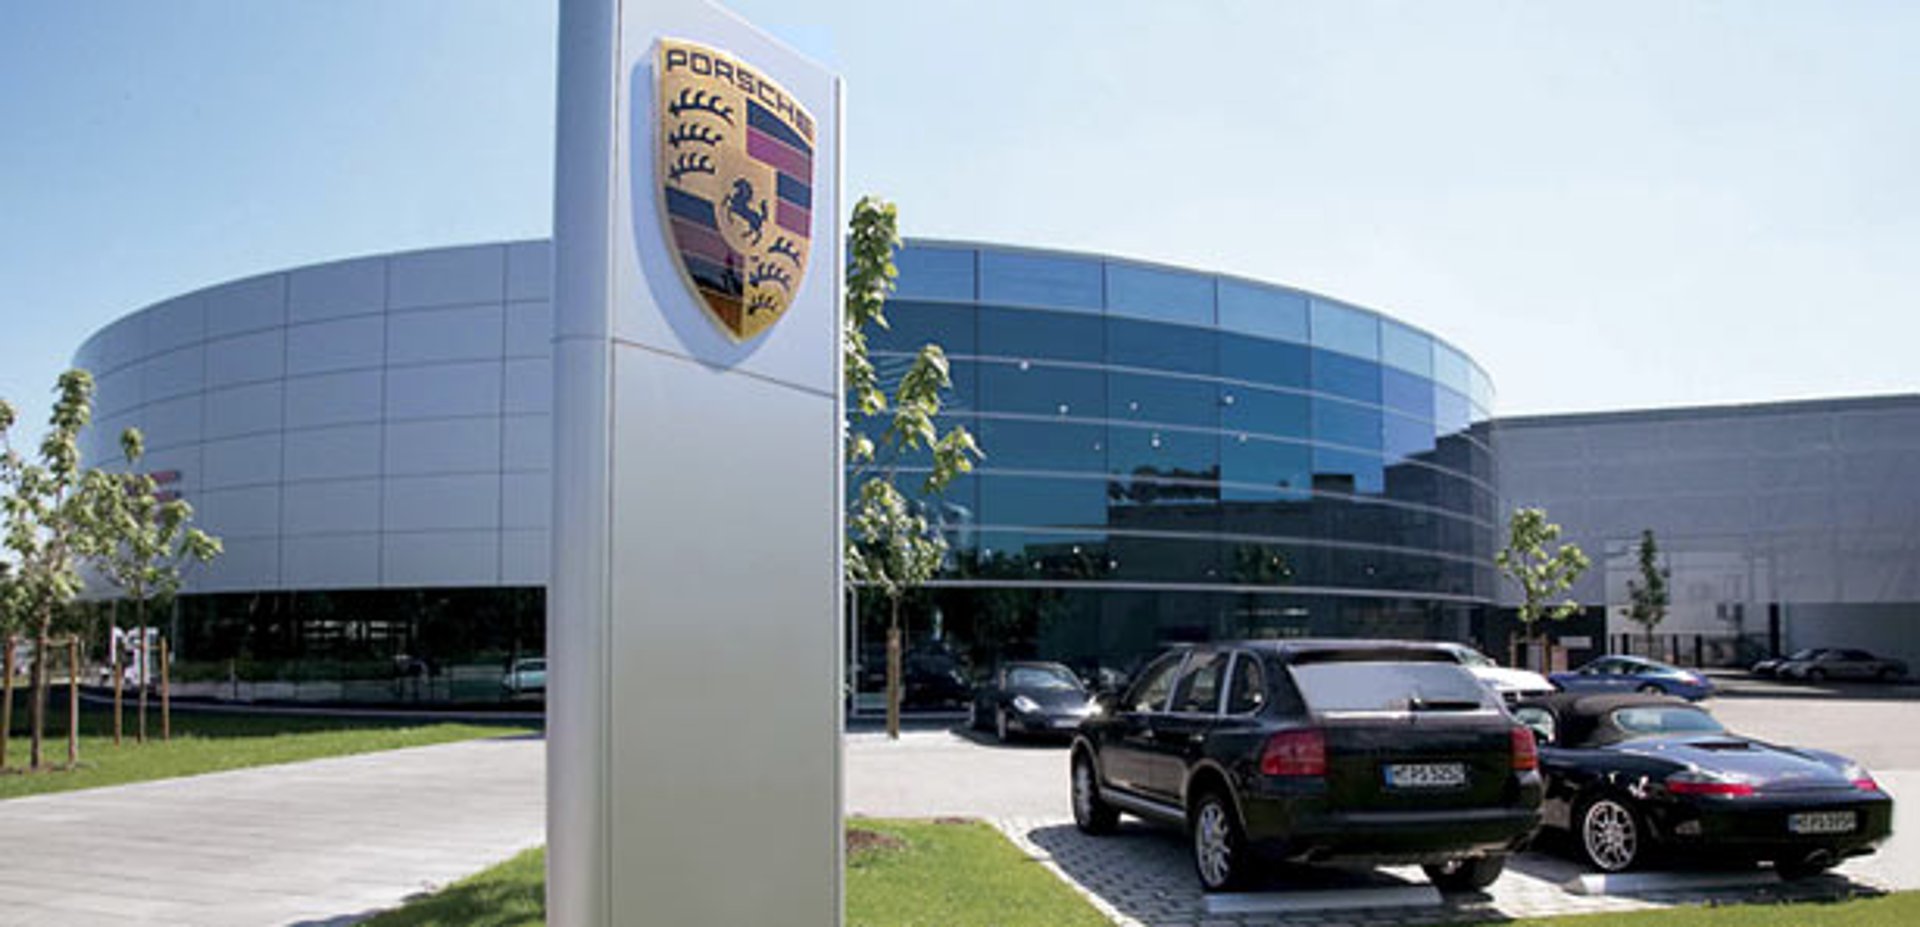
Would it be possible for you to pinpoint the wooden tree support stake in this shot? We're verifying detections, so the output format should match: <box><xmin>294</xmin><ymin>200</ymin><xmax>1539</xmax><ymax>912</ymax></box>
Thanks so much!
<box><xmin>1</xmin><ymin>633</ymin><xmax>14</xmax><ymax>772</ymax></box>
<box><xmin>160</xmin><ymin>637</ymin><xmax>171</xmax><ymax>742</ymax></box>
<box><xmin>66</xmin><ymin>636</ymin><xmax>79</xmax><ymax>767</ymax></box>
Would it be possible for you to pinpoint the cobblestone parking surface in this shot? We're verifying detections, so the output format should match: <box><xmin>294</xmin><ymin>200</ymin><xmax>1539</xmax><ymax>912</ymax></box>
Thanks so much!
<box><xmin>991</xmin><ymin>816</ymin><xmax>1890</xmax><ymax>926</ymax></box>
<box><xmin>846</xmin><ymin>686</ymin><xmax>1916</xmax><ymax>927</ymax></box>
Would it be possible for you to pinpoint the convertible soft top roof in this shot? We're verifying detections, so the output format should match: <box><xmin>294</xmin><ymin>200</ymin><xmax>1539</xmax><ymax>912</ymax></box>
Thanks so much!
<box><xmin>1515</xmin><ymin>692</ymin><xmax>1700</xmax><ymax>746</ymax></box>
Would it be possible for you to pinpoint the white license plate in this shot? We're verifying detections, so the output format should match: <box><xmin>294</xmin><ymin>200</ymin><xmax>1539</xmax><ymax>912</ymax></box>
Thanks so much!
<box><xmin>1053</xmin><ymin>718</ymin><xmax>1080</xmax><ymax>729</ymax></box>
<box><xmin>1788</xmin><ymin>811</ymin><xmax>1856</xmax><ymax>835</ymax></box>
<box><xmin>1385</xmin><ymin>762</ymin><xmax>1467</xmax><ymax>789</ymax></box>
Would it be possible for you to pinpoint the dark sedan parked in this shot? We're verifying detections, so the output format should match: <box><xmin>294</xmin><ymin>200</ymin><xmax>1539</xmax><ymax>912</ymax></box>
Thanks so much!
<box><xmin>1071</xmin><ymin>640</ymin><xmax>1542</xmax><ymax>893</ymax></box>
<box><xmin>1750</xmin><ymin>648</ymin><xmax>1834</xmax><ymax>678</ymax></box>
<box><xmin>1776</xmin><ymin>648</ymin><xmax>1909</xmax><ymax>683</ymax></box>
<box><xmin>1551</xmin><ymin>655</ymin><xmax>1714</xmax><ymax>701</ymax></box>
<box><xmin>1511</xmin><ymin>693</ymin><xmax>1892</xmax><ymax>877</ymax></box>
<box><xmin>969</xmin><ymin>661</ymin><xmax>1095</xmax><ymax>742</ymax></box>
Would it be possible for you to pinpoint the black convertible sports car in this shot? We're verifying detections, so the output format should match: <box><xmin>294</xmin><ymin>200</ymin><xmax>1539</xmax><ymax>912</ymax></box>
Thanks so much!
<box><xmin>1511</xmin><ymin>693</ymin><xmax>1893</xmax><ymax>877</ymax></box>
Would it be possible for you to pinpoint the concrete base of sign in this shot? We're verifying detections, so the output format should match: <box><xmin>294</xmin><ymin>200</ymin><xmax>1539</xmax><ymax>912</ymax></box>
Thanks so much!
<box><xmin>1563</xmin><ymin>869</ymin><xmax>1782</xmax><ymax>896</ymax></box>
<box><xmin>1204</xmin><ymin>884</ymin><xmax>1443</xmax><ymax>915</ymax></box>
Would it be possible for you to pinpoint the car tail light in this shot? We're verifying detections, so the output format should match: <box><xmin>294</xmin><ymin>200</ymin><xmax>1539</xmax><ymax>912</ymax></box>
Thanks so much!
<box><xmin>1260</xmin><ymin>728</ymin><xmax>1326</xmax><ymax>777</ymax></box>
<box><xmin>1511</xmin><ymin>726</ymin><xmax>1538</xmax><ymax>772</ymax></box>
<box><xmin>1844</xmin><ymin>764</ymin><xmax>1880</xmax><ymax>792</ymax></box>
<box><xmin>1665</xmin><ymin>771</ymin><xmax>1756</xmax><ymax>797</ymax></box>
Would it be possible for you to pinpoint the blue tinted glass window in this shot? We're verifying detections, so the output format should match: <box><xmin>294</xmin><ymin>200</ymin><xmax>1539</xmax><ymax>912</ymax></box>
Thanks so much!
<box><xmin>1383</xmin><ymin>411</ymin><xmax>1436</xmax><ymax>461</ymax></box>
<box><xmin>1219</xmin><ymin>334</ymin><xmax>1309</xmax><ymax>390</ymax></box>
<box><xmin>1109</xmin><ymin>534</ymin><xmax>1222</xmax><ymax>583</ymax></box>
<box><xmin>1380</xmin><ymin>366</ymin><xmax>1432</xmax><ymax>419</ymax></box>
<box><xmin>1310</xmin><ymin>350</ymin><xmax>1382</xmax><ymax>405</ymax></box>
<box><xmin>1312</xmin><ymin>447</ymin><xmax>1384</xmax><ymax>495</ymax></box>
<box><xmin>893</xmin><ymin>246</ymin><xmax>975</xmax><ymax>301</ymax></box>
<box><xmin>1108</xmin><ymin>317</ymin><xmax>1215</xmax><ymax>375</ymax></box>
<box><xmin>1221</xmin><ymin>436</ymin><xmax>1311</xmax><ymax>501</ymax></box>
<box><xmin>1379</xmin><ymin>320</ymin><xmax>1433</xmax><ymax>377</ymax></box>
<box><xmin>1218</xmin><ymin>281</ymin><xmax>1308</xmax><ymax>343</ymax></box>
<box><xmin>978</xmin><ymin>307</ymin><xmax>1103</xmax><ymax>363</ymax></box>
<box><xmin>1313</xmin><ymin>399</ymin><xmax>1382</xmax><ymax>451</ymax></box>
<box><xmin>1108</xmin><ymin>423</ymin><xmax>1217</xmax><ymax>486</ymax></box>
<box><xmin>1434</xmin><ymin>387</ymin><xmax>1471</xmax><ymax>437</ymax></box>
<box><xmin>1433</xmin><ymin>342</ymin><xmax>1471</xmax><ymax>395</ymax></box>
<box><xmin>979</xmin><ymin>251</ymin><xmax>1102</xmax><ymax>311</ymax></box>
<box><xmin>973</xmin><ymin>530</ymin><xmax>1109</xmax><ymax>579</ymax></box>
<box><xmin>1221</xmin><ymin>386</ymin><xmax>1309</xmax><ymax>441</ymax></box>
<box><xmin>977</xmin><ymin>360</ymin><xmax>1102</xmax><ymax>418</ymax></box>
<box><xmin>978</xmin><ymin>418</ymin><xmax>1105</xmax><ymax>473</ymax></box>
<box><xmin>977</xmin><ymin>473</ymin><xmax>1107</xmax><ymax>530</ymax></box>
<box><xmin>1468</xmin><ymin>364</ymin><xmax>1495</xmax><ymax>416</ymax></box>
<box><xmin>1310</xmin><ymin>299</ymin><xmax>1379</xmax><ymax>360</ymax></box>
<box><xmin>1109</xmin><ymin>373</ymin><xmax>1218</xmax><ymax>428</ymax></box>
<box><xmin>1106</xmin><ymin>263</ymin><xmax>1213</xmax><ymax>325</ymax></box>
<box><xmin>869</xmin><ymin>300</ymin><xmax>975</xmax><ymax>356</ymax></box>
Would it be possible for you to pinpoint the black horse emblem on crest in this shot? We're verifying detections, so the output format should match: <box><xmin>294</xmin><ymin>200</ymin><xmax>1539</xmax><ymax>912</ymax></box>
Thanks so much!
<box><xmin>723</xmin><ymin>178</ymin><xmax>769</xmax><ymax>246</ymax></box>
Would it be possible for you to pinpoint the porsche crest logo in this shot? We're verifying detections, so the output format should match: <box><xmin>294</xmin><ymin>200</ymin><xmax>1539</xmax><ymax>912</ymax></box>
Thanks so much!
<box><xmin>657</xmin><ymin>39</ymin><xmax>815</xmax><ymax>342</ymax></box>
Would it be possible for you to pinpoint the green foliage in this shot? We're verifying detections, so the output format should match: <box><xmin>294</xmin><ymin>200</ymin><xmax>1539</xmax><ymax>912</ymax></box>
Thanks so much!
<box><xmin>83</xmin><ymin>424</ymin><xmax>223</xmax><ymax>619</ymax></box>
<box><xmin>1495</xmin><ymin>507</ymin><xmax>1591</xmax><ymax>641</ymax></box>
<box><xmin>843</xmin><ymin>196</ymin><xmax>983</xmax><ymax>737</ymax></box>
<box><xmin>1624</xmin><ymin>528</ymin><xmax>1671</xmax><ymax>648</ymax></box>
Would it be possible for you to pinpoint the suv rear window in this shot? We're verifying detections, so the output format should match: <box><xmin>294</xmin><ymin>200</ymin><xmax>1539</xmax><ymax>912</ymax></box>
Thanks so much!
<box><xmin>1289</xmin><ymin>661</ymin><xmax>1493</xmax><ymax>713</ymax></box>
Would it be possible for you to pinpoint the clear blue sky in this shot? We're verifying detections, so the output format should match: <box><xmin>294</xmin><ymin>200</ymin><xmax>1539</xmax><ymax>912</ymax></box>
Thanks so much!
<box><xmin>3</xmin><ymin>1</ymin><xmax>1916</xmax><ymax>443</ymax></box>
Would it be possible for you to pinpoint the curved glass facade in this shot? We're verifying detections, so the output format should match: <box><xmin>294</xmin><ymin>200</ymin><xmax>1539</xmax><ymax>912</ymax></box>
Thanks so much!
<box><xmin>856</xmin><ymin>241</ymin><xmax>1496</xmax><ymax>681</ymax></box>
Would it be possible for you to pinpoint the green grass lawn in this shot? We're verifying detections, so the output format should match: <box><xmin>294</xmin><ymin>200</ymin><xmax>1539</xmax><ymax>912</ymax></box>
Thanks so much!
<box><xmin>359</xmin><ymin>820</ymin><xmax>1113</xmax><ymax>927</ymax></box>
<box><xmin>357</xmin><ymin>824</ymin><xmax>1917</xmax><ymax>927</ymax></box>
<box><xmin>1</xmin><ymin>690</ymin><xmax>534</xmax><ymax>801</ymax></box>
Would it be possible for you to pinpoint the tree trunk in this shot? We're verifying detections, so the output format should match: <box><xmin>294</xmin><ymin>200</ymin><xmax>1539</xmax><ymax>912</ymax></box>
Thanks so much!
<box><xmin>30</xmin><ymin>623</ymin><xmax>48</xmax><ymax>769</ymax></box>
<box><xmin>2</xmin><ymin>634</ymin><xmax>14</xmax><ymax>771</ymax></box>
<box><xmin>885</xmin><ymin>597</ymin><xmax>902</xmax><ymax>741</ymax></box>
<box><xmin>111</xmin><ymin>601</ymin><xmax>122</xmax><ymax>745</ymax></box>
<box><xmin>138</xmin><ymin>599</ymin><xmax>149</xmax><ymax>745</ymax></box>
<box><xmin>66</xmin><ymin>636</ymin><xmax>79</xmax><ymax>768</ymax></box>
<box><xmin>160</xmin><ymin>637</ymin><xmax>171</xmax><ymax>742</ymax></box>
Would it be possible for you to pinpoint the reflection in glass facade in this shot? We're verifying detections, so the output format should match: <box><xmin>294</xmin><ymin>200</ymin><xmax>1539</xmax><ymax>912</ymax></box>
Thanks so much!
<box><xmin>857</xmin><ymin>242</ymin><xmax>1497</xmax><ymax>689</ymax></box>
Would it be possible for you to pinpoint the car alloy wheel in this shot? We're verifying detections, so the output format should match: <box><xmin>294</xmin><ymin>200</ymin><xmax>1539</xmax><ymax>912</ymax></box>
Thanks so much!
<box><xmin>966</xmin><ymin>700</ymin><xmax>979</xmax><ymax>731</ymax></box>
<box><xmin>1637</xmin><ymin>683</ymin><xmax>1662</xmax><ymax>695</ymax></box>
<box><xmin>1807</xmin><ymin>669</ymin><xmax>1827</xmax><ymax>682</ymax></box>
<box><xmin>1580</xmin><ymin>797</ymin><xmax>1642</xmax><ymax>872</ymax></box>
<box><xmin>1192</xmin><ymin>793</ymin><xmax>1245</xmax><ymax>892</ymax></box>
<box><xmin>1071</xmin><ymin>754</ymin><xmax>1118</xmax><ymax>834</ymax></box>
<box><xmin>996</xmin><ymin>707</ymin><xmax>1010</xmax><ymax>743</ymax></box>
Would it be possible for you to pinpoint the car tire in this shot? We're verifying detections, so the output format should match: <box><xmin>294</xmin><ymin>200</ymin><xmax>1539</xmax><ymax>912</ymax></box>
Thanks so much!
<box><xmin>1070</xmin><ymin>752</ymin><xmax>1119</xmax><ymax>836</ymax></box>
<box><xmin>1878</xmin><ymin>667</ymin><xmax>1900</xmax><ymax>683</ymax></box>
<box><xmin>1423</xmin><ymin>855</ymin><xmax>1506</xmax><ymax>892</ymax></box>
<box><xmin>1190</xmin><ymin>790</ymin><xmax>1251</xmax><ymax>892</ymax></box>
<box><xmin>1807</xmin><ymin>669</ymin><xmax>1827</xmax><ymax>682</ymax></box>
<box><xmin>1577</xmin><ymin>795</ymin><xmax>1646</xmax><ymax>873</ymax></box>
<box><xmin>995</xmin><ymin>707</ymin><xmax>1012</xmax><ymax>744</ymax></box>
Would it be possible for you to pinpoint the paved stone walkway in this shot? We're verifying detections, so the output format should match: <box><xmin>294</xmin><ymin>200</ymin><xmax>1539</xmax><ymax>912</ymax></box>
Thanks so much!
<box><xmin>0</xmin><ymin>735</ymin><xmax>544</xmax><ymax>926</ymax></box>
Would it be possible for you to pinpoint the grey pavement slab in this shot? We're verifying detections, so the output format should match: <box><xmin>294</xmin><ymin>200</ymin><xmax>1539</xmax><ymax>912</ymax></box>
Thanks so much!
<box><xmin>0</xmin><ymin>735</ymin><xmax>543</xmax><ymax>927</ymax></box>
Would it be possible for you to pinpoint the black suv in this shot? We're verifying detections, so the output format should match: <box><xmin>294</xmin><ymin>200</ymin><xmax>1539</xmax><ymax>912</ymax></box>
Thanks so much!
<box><xmin>1070</xmin><ymin>640</ymin><xmax>1544</xmax><ymax>892</ymax></box>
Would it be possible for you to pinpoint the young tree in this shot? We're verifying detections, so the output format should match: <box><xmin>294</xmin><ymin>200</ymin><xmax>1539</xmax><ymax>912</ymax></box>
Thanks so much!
<box><xmin>0</xmin><ymin>371</ymin><xmax>109</xmax><ymax>768</ymax></box>
<box><xmin>1623</xmin><ymin>528</ymin><xmax>1670</xmax><ymax>658</ymax></box>
<box><xmin>1495</xmin><ymin>507</ymin><xmax>1591</xmax><ymax>664</ymax></box>
<box><xmin>85</xmin><ymin>427</ymin><xmax>222</xmax><ymax>743</ymax></box>
<box><xmin>843</xmin><ymin>196</ymin><xmax>981</xmax><ymax>739</ymax></box>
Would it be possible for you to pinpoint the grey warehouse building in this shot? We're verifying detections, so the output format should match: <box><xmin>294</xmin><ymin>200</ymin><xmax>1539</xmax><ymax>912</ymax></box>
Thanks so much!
<box><xmin>70</xmin><ymin>240</ymin><xmax>1920</xmax><ymax>702</ymax></box>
